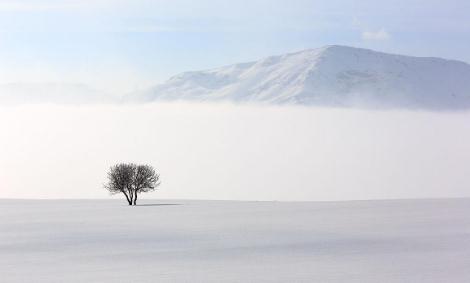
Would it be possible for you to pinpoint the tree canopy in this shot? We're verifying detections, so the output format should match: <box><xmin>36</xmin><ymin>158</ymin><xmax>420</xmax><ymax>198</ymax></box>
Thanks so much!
<box><xmin>104</xmin><ymin>163</ymin><xmax>160</xmax><ymax>205</ymax></box>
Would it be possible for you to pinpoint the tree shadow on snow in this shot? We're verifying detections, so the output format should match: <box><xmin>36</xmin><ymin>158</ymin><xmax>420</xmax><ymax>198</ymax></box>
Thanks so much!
<box><xmin>135</xmin><ymin>203</ymin><xmax>182</xmax><ymax>207</ymax></box>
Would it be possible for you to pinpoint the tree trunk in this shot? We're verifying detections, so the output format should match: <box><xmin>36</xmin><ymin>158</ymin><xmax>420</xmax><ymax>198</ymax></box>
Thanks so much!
<box><xmin>128</xmin><ymin>188</ymin><xmax>134</xmax><ymax>205</ymax></box>
<box><xmin>122</xmin><ymin>191</ymin><xmax>132</xmax><ymax>205</ymax></box>
<box><xmin>133</xmin><ymin>191</ymin><xmax>138</xmax><ymax>205</ymax></box>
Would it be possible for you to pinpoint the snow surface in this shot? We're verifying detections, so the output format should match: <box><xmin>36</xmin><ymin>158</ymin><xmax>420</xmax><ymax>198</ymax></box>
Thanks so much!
<box><xmin>2</xmin><ymin>198</ymin><xmax>470</xmax><ymax>282</ymax></box>
<box><xmin>134</xmin><ymin>45</ymin><xmax>470</xmax><ymax>109</ymax></box>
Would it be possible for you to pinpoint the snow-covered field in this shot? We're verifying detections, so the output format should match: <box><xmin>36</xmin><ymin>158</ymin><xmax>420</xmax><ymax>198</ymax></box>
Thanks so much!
<box><xmin>2</xmin><ymin>198</ymin><xmax>470</xmax><ymax>282</ymax></box>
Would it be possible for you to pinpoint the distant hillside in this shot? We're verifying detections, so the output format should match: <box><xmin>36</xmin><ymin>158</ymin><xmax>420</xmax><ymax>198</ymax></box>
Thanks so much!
<box><xmin>0</xmin><ymin>83</ymin><xmax>114</xmax><ymax>105</ymax></box>
<box><xmin>131</xmin><ymin>45</ymin><xmax>470</xmax><ymax>110</ymax></box>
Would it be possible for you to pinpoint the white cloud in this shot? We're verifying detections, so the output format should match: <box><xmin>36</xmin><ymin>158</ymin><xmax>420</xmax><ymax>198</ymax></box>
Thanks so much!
<box><xmin>362</xmin><ymin>28</ymin><xmax>391</xmax><ymax>41</ymax></box>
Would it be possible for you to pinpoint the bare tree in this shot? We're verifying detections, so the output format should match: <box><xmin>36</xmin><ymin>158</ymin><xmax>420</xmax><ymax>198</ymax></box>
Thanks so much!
<box><xmin>104</xmin><ymin>163</ymin><xmax>160</xmax><ymax>205</ymax></box>
<box><xmin>132</xmin><ymin>164</ymin><xmax>160</xmax><ymax>205</ymax></box>
<box><xmin>104</xmin><ymin>163</ymin><xmax>135</xmax><ymax>205</ymax></box>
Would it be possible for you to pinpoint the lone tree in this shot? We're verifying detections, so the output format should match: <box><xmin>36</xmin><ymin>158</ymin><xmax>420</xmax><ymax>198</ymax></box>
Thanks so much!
<box><xmin>104</xmin><ymin>163</ymin><xmax>160</xmax><ymax>205</ymax></box>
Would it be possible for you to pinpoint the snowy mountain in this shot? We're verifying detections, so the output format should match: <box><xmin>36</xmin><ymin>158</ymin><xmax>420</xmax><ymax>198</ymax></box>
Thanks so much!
<box><xmin>0</xmin><ymin>83</ymin><xmax>114</xmax><ymax>105</ymax></box>
<box><xmin>133</xmin><ymin>45</ymin><xmax>470</xmax><ymax>109</ymax></box>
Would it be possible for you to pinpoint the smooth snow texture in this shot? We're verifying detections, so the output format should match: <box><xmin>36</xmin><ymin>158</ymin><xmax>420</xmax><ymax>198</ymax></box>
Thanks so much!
<box><xmin>135</xmin><ymin>45</ymin><xmax>470</xmax><ymax>109</ymax></box>
<box><xmin>1</xmin><ymin>199</ymin><xmax>470</xmax><ymax>282</ymax></box>
<box><xmin>1</xmin><ymin>103</ymin><xmax>470</xmax><ymax>200</ymax></box>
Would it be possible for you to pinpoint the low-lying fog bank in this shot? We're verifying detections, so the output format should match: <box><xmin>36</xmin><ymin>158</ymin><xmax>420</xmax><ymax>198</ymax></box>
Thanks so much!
<box><xmin>1</xmin><ymin>102</ymin><xmax>470</xmax><ymax>201</ymax></box>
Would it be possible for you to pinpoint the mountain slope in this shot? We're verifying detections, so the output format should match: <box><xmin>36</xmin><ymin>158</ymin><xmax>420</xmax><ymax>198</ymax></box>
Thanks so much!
<box><xmin>134</xmin><ymin>45</ymin><xmax>470</xmax><ymax>109</ymax></box>
<box><xmin>0</xmin><ymin>83</ymin><xmax>114</xmax><ymax>105</ymax></box>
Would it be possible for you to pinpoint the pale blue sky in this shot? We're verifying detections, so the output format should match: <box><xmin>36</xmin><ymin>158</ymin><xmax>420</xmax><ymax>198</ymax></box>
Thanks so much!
<box><xmin>0</xmin><ymin>0</ymin><xmax>469</xmax><ymax>93</ymax></box>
